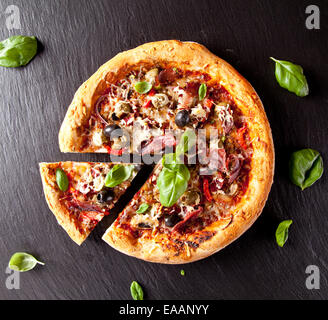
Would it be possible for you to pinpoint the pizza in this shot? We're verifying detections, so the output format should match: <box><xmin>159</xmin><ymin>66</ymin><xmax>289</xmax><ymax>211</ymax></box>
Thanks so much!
<box><xmin>40</xmin><ymin>162</ymin><xmax>140</xmax><ymax>245</ymax></box>
<box><xmin>41</xmin><ymin>40</ymin><xmax>274</xmax><ymax>263</ymax></box>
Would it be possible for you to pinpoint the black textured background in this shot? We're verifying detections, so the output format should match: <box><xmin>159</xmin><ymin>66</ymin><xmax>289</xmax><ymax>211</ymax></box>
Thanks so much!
<box><xmin>0</xmin><ymin>0</ymin><xmax>327</xmax><ymax>300</ymax></box>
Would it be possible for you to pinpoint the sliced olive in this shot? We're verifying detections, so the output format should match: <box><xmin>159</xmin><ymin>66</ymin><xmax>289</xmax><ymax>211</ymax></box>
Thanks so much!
<box><xmin>175</xmin><ymin>110</ymin><xmax>190</xmax><ymax>128</ymax></box>
<box><xmin>181</xmin><ymin>190</ymin><xmax>200</xmax><ymax>205</ymax></box>
<box><xmin>103</xmin><ymin>124</ymin><xmax>122</xmax><ymax>138</ymax></box>
<box><xmin>138</xmin><ymin>223</ymin><xmax>151</xmax><ymax>229</ymax></box>
<box><xmin>164</xmin><ymin>214</ymin><xmax>181</xmax><ymax>228</ymax></box>
<box><xmin>97</xmin><ymin>189</ymin><xmax>115</xmax><ymax>203</ymax></box>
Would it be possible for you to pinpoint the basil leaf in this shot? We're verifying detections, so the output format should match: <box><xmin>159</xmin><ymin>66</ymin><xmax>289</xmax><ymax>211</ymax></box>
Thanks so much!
<box><xmin>162</xmin><ymin>153</ymin><xmax>180</xmax><ymax>171</ymax></box>
<box><xmin>105</xmin><ymin>165</ymin><xmax>134</xmax><ymax>188</ymax></box>
<box><xmin>270</xmin><ymin>57</ymin><xmax>309</xmax><ymax>97</ymax></box>
<box><xmin>176</xmin><ymin>129</ymin><xmax>197</xmax><ymax>155</ymax></box>
<box><xmin>289</xmin><ymin>149</ymin><xmax>323</xmax><ymax>190</ymax></box>
<box><xmin>136</xmin><ymin>203</ymin><xmax>149</xmax><ymax>214</ymax></box>
<box><xmin>275</xmin><ymin>220</ymin><xmax>293</xmax><ymax>247</ymax></box>
<box><xmin>198</xmin><ymin>83</ymin><xmax>207</xmax><ymax>100</ymax></box>
<box><xmin>134</xmin><ymin>81</ymin><xmax>152</xmax><ymax>94</ymax></box>
<box><xmin>9</xmin><ymin>252</ymin><xmax>45</xmax><ymax>272</ymax></box>
<box><xmin>56</xmin><ymin>169</ymin><xmax>69</xmax><ymax>192</ymax></box>
<box><xmin>0</xmin><ymin>36</ymin><xmax>38</xmax><ymax>68</ymax></box>
<box><xmin>130</xmin><ymin>281</ymin><xmax>144</xmax><ymax>300</ymax></box>
<box><xmin>157</xmin><ymin>164</ymin><xmax>190</xmax><ymax>207</ymax></box>
<box><xmin>180</xmin><ymin>269</ymin><xmax>185</xmax><ymax>276</ymax></box>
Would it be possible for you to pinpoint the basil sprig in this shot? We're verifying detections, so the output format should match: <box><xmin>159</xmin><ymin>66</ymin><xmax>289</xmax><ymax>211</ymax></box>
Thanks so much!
<box><xmin>56</xmin><ymin>169</ymin><xmax>69</xmax><ymax>192</ymax></box>
<box><xmin>198</xmin><ymin>83</ymin><xmax>207</xmax><ymax>100</ymax></box>
<box><xmin>275</xmin><ymin>220</ymin><xmax>293</xmax><ymax>247</ymax></box>
<box><xmin>134</xmin><ymin>81</ymin><xmax>152</xmax><ymax>94</ymax></box>
<box><xmin>136</xmin><ymin>203</ymin><xmax>149</xmax><ymax>214</ymax></box>
<box><xmin>289</xmin><ymin>149</ymin><xmax>323</xmax><ymax>190</ymax></box>
<box><xmin>9</xmin><ymin>252</ymin><xmax>45</xmax><ymax>272</ymax></box>
<box><xmin>0</xmin><ymin>36</ymin><xmax>38</xmax><ymax>68</ymax></box>
<box><xmin>130</xmin><ymin>281</ymin><xmax>144</xmax><ymax>300</ymax></box>
<box><xmin>157</xmin><ymin>158</ymin><xmax>190</xmax><ymax>207</ymax></box>
<box><xmin>270</xmin><ymin>57</ymin><xmax>309</xmax><ymax>97</ymax></box>
<box><xmin>105</xmin><ymin>165</ymin><xmax>134</xmax><ymax>188</ymax></box>
<box><xmin>157</xmin><ymin>129</ymin><xmax>195</xmax><ymax>207</ymax></box>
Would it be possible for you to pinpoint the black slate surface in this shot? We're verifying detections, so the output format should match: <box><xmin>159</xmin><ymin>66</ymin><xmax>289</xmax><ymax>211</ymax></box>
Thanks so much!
<box><xmin>0</xmin><ymin>0</ymin><xmax>327</xmax><ymax>300</ymax></box>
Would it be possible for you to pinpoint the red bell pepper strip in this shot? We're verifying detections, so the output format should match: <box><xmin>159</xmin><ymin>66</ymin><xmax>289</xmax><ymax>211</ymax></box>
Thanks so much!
<box><xmin>236</xmin><ymin>126</ymin><xmax>248</xmax><ymax>150</ymax></box>
<box><xmin>203</xmin><ymin>178</ymin><xmax>213</xmax><ymax>202</ymax></box>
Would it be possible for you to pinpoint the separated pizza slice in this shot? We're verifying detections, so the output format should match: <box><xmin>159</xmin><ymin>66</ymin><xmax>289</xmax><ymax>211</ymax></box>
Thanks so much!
<box><xmin>40</xmin><ymin>162</ymin><xmax>140</xmax><ymax>245</ymax></box>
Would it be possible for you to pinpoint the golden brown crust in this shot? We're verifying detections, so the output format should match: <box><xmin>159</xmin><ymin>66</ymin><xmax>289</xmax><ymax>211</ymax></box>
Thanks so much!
<box><xmin>59</xmin><ymin>40</ymin><xmax>274</xmax><ymax>262</ymax></box>
<box><xmin>39</xmin><ymin>162</ymin><xmax>89</xmax><ymax>245</ymax></box>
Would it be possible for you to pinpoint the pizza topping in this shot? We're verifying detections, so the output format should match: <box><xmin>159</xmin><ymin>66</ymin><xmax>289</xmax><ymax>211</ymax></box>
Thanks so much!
<box><xmin>151</xmin><ymin>93</ymin><xmax>169</xmax><ymax>108</ymax></box>
<box><xmin>198</xmin><ymin>83</ymin><xmax>207</xmax><ymax>101</ymax></box>
<box><xmin>114</xmin><ymin>101</ymin><xmax>132</xmax><ymax>119</ymax></box>
<box><xmin>141</xmin><ymin>134</ymin><xmax>176</xmax><ymax>155</ymax></box>
<box><xmin>203</xmin><ymin>178</ymin><xmax>213</xmax><ymax>202</ymax></box>
<box><xmin>164</xmin><ymin>213</ymin><xmax>182</xmax><ymax>228</ymax></box>
<box><xmin>158</xmin><ymin>68</ymin><xmax>179</xmax><ymax>84</ymax></box>
<box><xmin>175</xmin><ymin>109</ymin><xmax>190</xmax><ymax>128</ymax></box>
<box><xmin>97</xmin><ymin>189</ymin><xmax>115</xmax><ymax>204</ymax></box>
<box><xmin>134</xmin><ymin>81</ymin><xmax>152</xmax><ymax>94</ymax></box>
<box><xmin>136</xmin><ymin>203</ymin><xmax>150</xmax><ymax>214</ymax></box>
<box><xmin>172</xmin><ymin>207</ymin><xmax>203</xmax><ymax>232</ymax></box>
<box><xmin>105</xmin><ymin>164</ymin><xmax>135</xmax><ymax>188</ymax></box>
<box><xmin>103</xmin><ymin>124</ymin><xmax>121</xmax><ymax>139</ymax></box>
<box><xmin>180</xmin><ymin>190</ymin><xmax>201</xmax><ymax>206</ymax></box>
<box><xmin>56</xmin><ymin>169</ymin><xmax>69</xmax><ymax>192</ymax></box>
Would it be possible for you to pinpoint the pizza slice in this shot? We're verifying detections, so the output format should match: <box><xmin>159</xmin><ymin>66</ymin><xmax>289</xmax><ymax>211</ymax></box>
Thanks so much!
<box><xmin>40</xmin><ymin>162</ymin><xmax>140</xmax><ymax>245</ymax></box>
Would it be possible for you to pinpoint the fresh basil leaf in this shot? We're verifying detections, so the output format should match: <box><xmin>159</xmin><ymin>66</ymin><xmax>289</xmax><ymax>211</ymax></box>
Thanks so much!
<box><xmin>105</xmin><ymin>165</ymin><xmax>134</xmax><ymax>188</ymax></box>
<box><xmin>180</xmin><ymin>269</ymin><xmax>185</xmax><ymax>276</ymax></box>
<box><xmin>270</xmin><ymin>57</ymin><xmax>309</xmax><ymax>97</ymax></box>
<box><xmin>157</xmin><ymin>164</ymin><xmax>190</xmax><ymax>207</ymax></box>
<box><xmin>275</xmin><ymin>220</ymin><xmax>293</xmax><ymax>247</ymax></box>
<box><xmin>134</xmin><ymin>81</ymin><xmax>152</xmax><ymax>94</ymax></box>
<box><xmin>9</xmin><ymin>252</ymin><xmax>45</xmax><ymax>272</ymax></box>
<box><xmin>130</xmin><ymin>281</ymin><xmax>144</xmax><ymax>300</ymax></box>
<box><xmin>176</xmin><ymin>129</ymin><xmax>197</xmax><ymax>155</ymax></box>
<box><xmin>162</xmin><ymin>153</ymin><xmax>181</xmax><ymax>170</ymax></box>
<box><xmin>289</xmin><ymin>149</ymin><xmax>323</xmax><ymax>190</ymax></box>
<box><xmin>0</xmin><ymin>36</ymin><xmax>38</xmax><ymax>68</ymax></box>
<box><xmin>198</xmin><ymin>83</ymin><xmax>207</xmax><ymax>100</ymax></box>
<box><xmin>56</xmin><ymin>169</ymin><xmax>69</xmax><ymax>192</ymax></box>
<box><xmin>136</xmin><ymin>203</ymin><xmax>149</xmax><ymax>214</ymax></box>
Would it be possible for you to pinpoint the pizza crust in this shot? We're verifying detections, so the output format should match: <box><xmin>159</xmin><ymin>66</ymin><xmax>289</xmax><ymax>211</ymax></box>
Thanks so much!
<box><xmin>59</xmin><ymin>40</ymin><xmax>274</xmax><ymax>262</ymax></box>
<box><xmin>39</xmin><ymin>162</ymin><xmax>89</xmax><ymax>245</ymax></box>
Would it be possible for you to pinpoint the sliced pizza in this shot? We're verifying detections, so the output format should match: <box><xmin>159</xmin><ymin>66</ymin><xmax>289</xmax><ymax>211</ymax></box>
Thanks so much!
<box><xmin>40</xmin><ymin>162</ymin><xmax>140</xmax><ymax>245</ymax></box>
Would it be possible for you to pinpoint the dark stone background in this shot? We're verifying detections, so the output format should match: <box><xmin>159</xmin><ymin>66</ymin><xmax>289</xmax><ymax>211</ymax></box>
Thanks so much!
<box><xmin>0</xmin><ymin>0</ymin><xmax>327</xmax><ymax>299</ymax></box>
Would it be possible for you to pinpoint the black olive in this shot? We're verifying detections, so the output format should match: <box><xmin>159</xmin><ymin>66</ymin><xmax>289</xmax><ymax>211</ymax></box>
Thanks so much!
<box><xmin>164</xmin><ymin>214</ymin><xmax>181</xmax><ymax>228</ymax></box>
<box><xmin>175</xmin><ymin>110</ymin><xmax>190</xmax><ymax>128</ymax></box>
<box><xmin>111</xmin><ymin>113</ymin><xmax>119</xmax><ymax>121</ymax></box>
<box><xmin>97</xmin><ymin>189</ymin><xmax>115</xmax><ymax>203</ymax></box>
<box><xmin>138</xmin><ymin>223</ymin><xmax>151</xmax><ymax>229</ymax></box>
<box><xmin>103</xmin><ymin>124</ymin><xmax>122</xmax><ymax>138</ymax></box>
